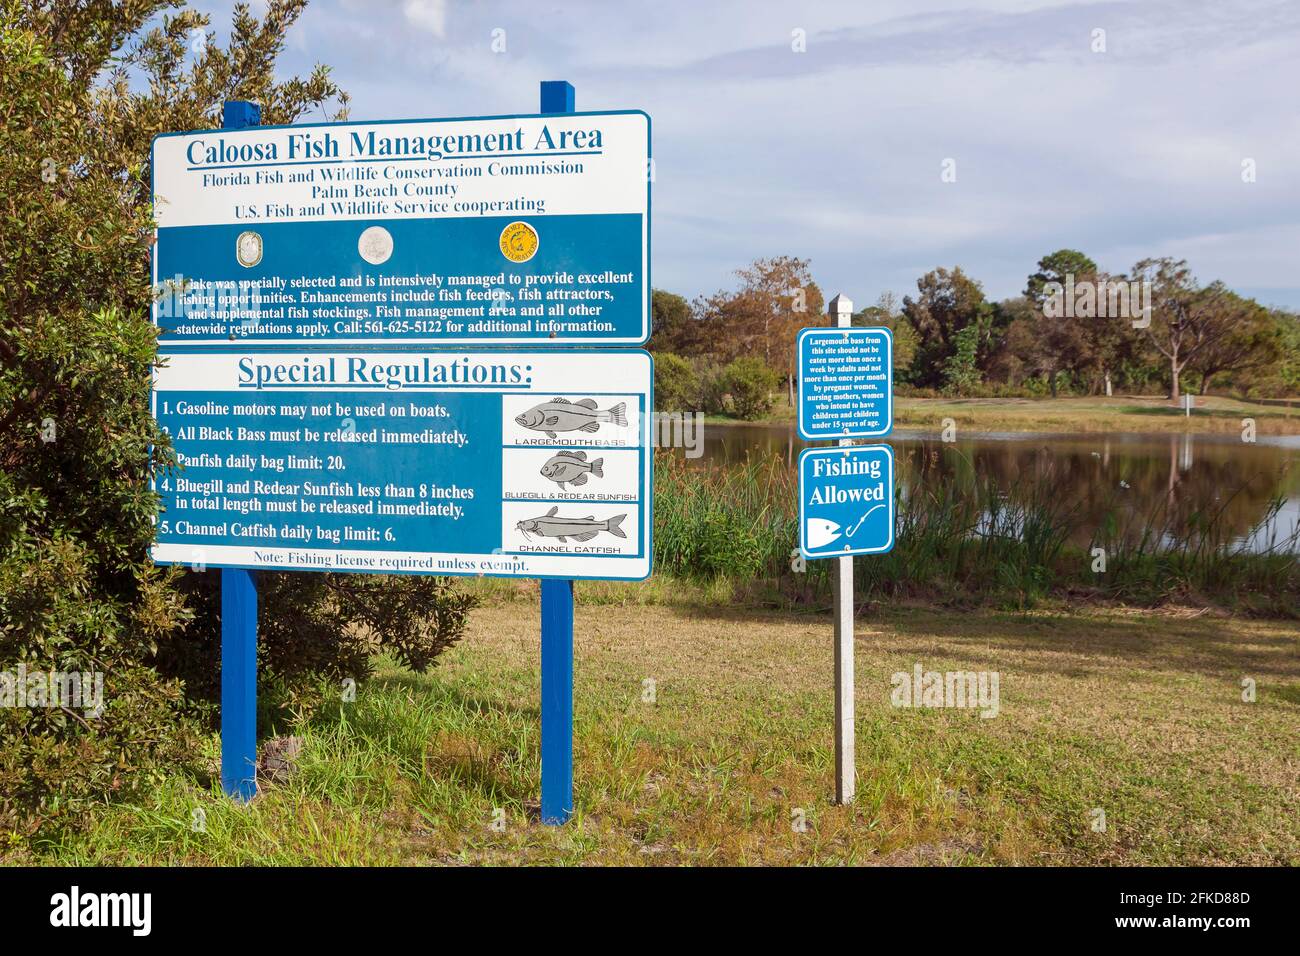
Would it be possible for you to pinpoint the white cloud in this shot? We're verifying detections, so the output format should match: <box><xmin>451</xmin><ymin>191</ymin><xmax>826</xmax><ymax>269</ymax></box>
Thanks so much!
<box><xmin>402</xmin><ymin>0</ymin><xmax>448</xmax><ymax>38</ymax></box>
<box><xmin>218</xmin><ymin>0</ymin><xmax>1300</xmax><ymax>307</ymax></box>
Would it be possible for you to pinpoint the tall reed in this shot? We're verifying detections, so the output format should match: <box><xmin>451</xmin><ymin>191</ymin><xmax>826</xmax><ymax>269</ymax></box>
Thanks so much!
<box><xmin>652</xmin><ymin>448</ymin><xmax>1299</xmax><ymax>614</ymax></box>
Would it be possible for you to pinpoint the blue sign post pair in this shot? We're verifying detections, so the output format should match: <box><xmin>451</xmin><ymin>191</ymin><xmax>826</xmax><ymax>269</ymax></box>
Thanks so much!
<box><xmin>795</xmin><ymin>306</ymin><xmax>896</xmax><ymax>806</ymax></box>
<box><xmin>209</xmin><ymin>83</ymin><xmax>597</xmax><ymax>824</ymax></box>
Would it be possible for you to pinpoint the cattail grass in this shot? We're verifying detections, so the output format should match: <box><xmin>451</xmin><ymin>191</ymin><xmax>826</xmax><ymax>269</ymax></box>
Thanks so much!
<box><xmin>653</xmin><ymin>448</ymin><xmax>1298</xmax><ymax>614</ymax></box>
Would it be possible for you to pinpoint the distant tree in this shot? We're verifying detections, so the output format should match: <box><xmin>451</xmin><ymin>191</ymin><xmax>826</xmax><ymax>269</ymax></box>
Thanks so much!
<box><xmin>1024</xmin><ymin>250</ymin><xmax>1096</xmax><ymax>396</ymax></box>
<box><xmin>649</xmin><ymin>289</ymin><xmax>698</xmax><ymax>354</ymax></box>
<box><xmin>721</xmin><ymin>357</ymin><xmax>780</xmax><ymax>419</ymax></box>
<box><xmin>941</xmin><ymin>323</ymin><xmax>984</xmax><ymax>395</ymax></box>
<box><xmin>1025</xmin><ymin>249</ymin><xmax>1099</xmax><ymax>307</ymax></box>
<box><xmin>694</xmin><ymin>256</ymin><xmax>822</xmax><ymax>404</ymax></box>
<box><xmin>1268</xmin><ymin>310</ymin><xmax>1300</xmax><ymax>396</ymax></box>
<box><xmin>902</xmin><ymin>267</ymin><xmax>994</xmax><ymax>389</ymax></box>
<box><xmin>1131</xmin><ymin>258</ymin><xmax>1243</xmax><ymax>400</ymax></box>
<box><xmin>854</xmin><ymin>291</ymin><xmax>917</xmax><ymax>380</ymax></box>
<box><xmin>1059</xmin><ymin>271</ymin><xmax>1144</xmax><ymax>396</ymax></box>
<box><xmin>1023</xmin><ymin>250</ymin><xmax>1150</xmax><ymax>397</ymax></box>
<box><xmin>982</xmin><ymin>297</ymin><xmax>1039</xmax><ymax>386</ymax></box>
<box><xmin>1182</xmin><ymin>292</ymin><xmax>1281</xmax><ymax>395</ymax></box>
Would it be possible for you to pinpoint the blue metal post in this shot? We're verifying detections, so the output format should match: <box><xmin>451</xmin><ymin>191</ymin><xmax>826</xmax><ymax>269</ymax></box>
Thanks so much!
<box><xmin>220</xmin><ymin>99</ymin><xmax>261</xmax><ymax>801</ymax></box>
<box><xmin>540</xmin><ymin>80</ymin><xmax>575</xmax><ymax>114</ymax></box>
<box><xmin>540</xmin><ymin>579</ymin><xmax>574</xmax><ymax>824</ymax></box>
<box><xmin>539</xmin><ymin>80</ymin><xmax>576</xmax><ymax>825</ymax></box>
<box><xmin>221</xmin><ymin>568</ymin><xmax>258</xmax><ymax>801</ymax></box>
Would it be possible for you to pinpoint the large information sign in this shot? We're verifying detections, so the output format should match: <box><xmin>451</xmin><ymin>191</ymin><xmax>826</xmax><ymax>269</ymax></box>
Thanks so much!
<box><xmin>798</xmin><ymin>445</ymin><xmax>895</xmax><ymax>559</ymax></box>
<box><xmin>797</xmin><ymin>327</ymin><xmax>892</xmax><ymax>439</ymax></box>
<box><xmin>151</xmin><ymin>111</ymin><xmax>650</xmax><ymax>346</ymax></box>
<box><xmin>151</xmin><ymin>349</ymin><xmax>652</xmax><ymax>580</ymax></box>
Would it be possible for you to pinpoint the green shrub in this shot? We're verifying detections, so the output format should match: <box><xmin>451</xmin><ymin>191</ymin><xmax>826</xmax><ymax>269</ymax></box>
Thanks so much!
<box><xmin>158</xmin><ymin>571</ymin><xmax>477</xmax><ymax>721</ymax></box>
<box><xmin>0</xmin><ymin>20</ymin><xmax>202</xmax><ymax>836</ymax></box>
<box><xmin>722</xmin><ymin>357</ymin><xmax>780</xmax><ymax>419</ymax></box>
<box><xmin>0</xmin><ymin>305</ymin><xmax>203</xmax><ymax>835</ymax></box>
<box><xmin>652</xmin><ymin>352</ymin><xmax>700</xmax><ymax>411</ymax></box>
<box><xmin>0</xmin><ymin>2</ymin><xmax>477</xmax><ymax>838</ymax></box>
<box><xmin>941</xmin><ymin>323</ymin><xmax>984</xmax><ymax>396</ymax></box>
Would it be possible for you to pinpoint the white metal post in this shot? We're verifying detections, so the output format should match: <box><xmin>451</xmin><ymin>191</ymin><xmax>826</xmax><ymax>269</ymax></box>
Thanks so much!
<box><xmin>828</xmin><ymin>292</ymin><xmax>855</xmax><ymax>804</ymax></box>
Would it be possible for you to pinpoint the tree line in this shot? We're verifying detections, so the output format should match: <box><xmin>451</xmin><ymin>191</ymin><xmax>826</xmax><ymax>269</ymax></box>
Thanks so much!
<box><xmin>650</xmin><ymin>252</ymin><xmax>1300</xmax><ymax>415</ymax></box>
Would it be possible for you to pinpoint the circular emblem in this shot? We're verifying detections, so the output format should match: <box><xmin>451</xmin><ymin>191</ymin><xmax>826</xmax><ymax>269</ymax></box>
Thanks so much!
<box><xmin>499</xmin><ymin>221</ymin><xmax>539</xmax><ymax>263</ymax></box>
<box><xmin>235</xmin><ymin>230</ymin><xmax>263</xmax><ymax>268</ymax></box>
<box><xmin>358</xmin><ymin>225</ymin><xmax>394</xmax><ymax>265</ymax></box>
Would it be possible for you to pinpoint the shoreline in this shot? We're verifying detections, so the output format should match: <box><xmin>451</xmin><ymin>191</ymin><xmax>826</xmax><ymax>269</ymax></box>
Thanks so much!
<box><xmin>702</xmin><ymin>395</ymin><xmax>1300</xmax><ymax>436</ymax></box>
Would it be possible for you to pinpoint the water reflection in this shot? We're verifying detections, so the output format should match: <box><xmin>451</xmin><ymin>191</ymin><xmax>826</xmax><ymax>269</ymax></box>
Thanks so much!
<box><xmin>697</xmin><ymin>424</ymin><xmax>1300</xmax><ymax>552</ymax></box>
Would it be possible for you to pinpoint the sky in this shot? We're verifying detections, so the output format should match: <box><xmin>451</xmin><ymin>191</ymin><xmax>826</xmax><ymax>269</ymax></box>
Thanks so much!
<box><xmin>191</xmin><ymin>0</ymin><xmax>1300</xmax><ymax>310</ymax></box>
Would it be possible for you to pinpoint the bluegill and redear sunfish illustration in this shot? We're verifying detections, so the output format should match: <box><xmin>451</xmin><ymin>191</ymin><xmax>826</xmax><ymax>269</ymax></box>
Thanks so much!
<box><xmin>514</xmin><ymin>397</ymin><xmax>627</xmax><ymax>439</ymax></box>
<box><xmin>516</xmin><ymin>506</ymin><xmax>627</xmax><ymax>542</ymax></box>
<box><xmin>540</xmin><ymin>450</ymin><xmax>603</xmax><ymax>488</ymax></box>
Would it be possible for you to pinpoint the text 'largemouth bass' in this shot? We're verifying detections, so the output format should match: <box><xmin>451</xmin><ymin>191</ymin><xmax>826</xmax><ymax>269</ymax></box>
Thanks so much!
<box><xmin>516</xmin><ymin>506</ymin><xmax>627</xmax><ymax>542</ymax></box>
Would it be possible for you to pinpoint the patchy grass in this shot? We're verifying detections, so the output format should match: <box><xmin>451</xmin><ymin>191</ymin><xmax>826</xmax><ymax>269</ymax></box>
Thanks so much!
<box><xmin>24</xmin><ymin>595</ymin><xmax>1299</xmax><ymax>866</ymax></box>
<box><xmin>714</xmin><ymin>394</ymin><xmax>1300</xmax><ymax>435</ymax></box>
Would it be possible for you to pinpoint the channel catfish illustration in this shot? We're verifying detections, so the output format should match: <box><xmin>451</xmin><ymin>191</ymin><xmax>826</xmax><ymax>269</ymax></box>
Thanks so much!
<box><xmin>514</xmin><ymin>397</ymin><xmax>627</xmax><ymax>439</ymax></box>
<box><xmin>540</xmin><ymin>450</ymin><xmax>604</xmax><ymax>489</ymax></box>
<box><xmin>516</xmin><ymin>507</ymin><xmax>626</xmax><ymax>542</ymax></box>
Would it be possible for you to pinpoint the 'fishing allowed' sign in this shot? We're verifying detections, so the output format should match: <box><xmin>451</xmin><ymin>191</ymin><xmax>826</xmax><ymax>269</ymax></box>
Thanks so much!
<box><xmin>798</xmin><ymin>445</ymin><xmax>895</xmax><ymax>559</ymax></box>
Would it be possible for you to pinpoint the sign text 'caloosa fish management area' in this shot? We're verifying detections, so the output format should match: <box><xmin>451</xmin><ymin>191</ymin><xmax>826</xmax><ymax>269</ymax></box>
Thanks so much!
<box><xmin>151</xmin><ymin>111</ymin><xmax>650</xmax><ymax>345</ymax></box>
<box><xmin>151</xmin><ymin>350</ymin><xmax>652</xmax><ymax>580</ymax></box>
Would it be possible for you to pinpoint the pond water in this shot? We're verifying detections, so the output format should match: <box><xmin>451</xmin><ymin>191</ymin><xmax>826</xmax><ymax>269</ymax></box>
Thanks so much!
<box><xmin>689</xmin><ymin>423</ymin><xmax>1300</xmax><ymax>553</ymax></box>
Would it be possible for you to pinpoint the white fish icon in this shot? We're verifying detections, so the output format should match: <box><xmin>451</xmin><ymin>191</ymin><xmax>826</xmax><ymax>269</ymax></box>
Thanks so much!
<box><xmin>806</xmin><ymin>518</ymin><xmax>843</xmax><ymax>549</ymax></box>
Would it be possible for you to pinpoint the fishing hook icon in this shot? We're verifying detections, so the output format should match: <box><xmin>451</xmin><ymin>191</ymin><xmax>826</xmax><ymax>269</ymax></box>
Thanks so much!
<box><xmin>844</xmin><ymin>503</ymin><xmax>886</xmax><ymax>538</ymax></box>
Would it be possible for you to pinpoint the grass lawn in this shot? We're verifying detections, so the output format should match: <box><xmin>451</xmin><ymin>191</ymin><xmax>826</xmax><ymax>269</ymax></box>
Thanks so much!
<box><xmin>718</xmin><ymin>394</ymin><xmax>1300</xmax><ymax>435</ymax></box>
<box><xmin>26</xmin><ymin>588</ymin><xmax>1299</xmax><ymax>866</ymax></box>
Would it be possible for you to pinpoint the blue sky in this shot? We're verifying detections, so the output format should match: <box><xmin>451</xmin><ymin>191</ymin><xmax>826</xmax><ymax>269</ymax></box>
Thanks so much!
<box><xmin>194</xmin><ymin>0</ymin><xmax>1300</xmax><ymax>309</ymax></box>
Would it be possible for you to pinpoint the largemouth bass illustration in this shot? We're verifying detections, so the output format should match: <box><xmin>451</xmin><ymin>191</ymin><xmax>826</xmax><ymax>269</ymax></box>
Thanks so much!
<box><xmin>516</xmin><ymin>506</ymin><xmax>627</xmax><ymax>542</ymax></box>
<box><xmin>514</xmin><ymin>397</ymin><xmax>627</xmax><ymax>439</ymax></box>
<box><xmin>540</xmin><ymin>450</ymin><xmax>604</xmax><ymax>489</ymax></box>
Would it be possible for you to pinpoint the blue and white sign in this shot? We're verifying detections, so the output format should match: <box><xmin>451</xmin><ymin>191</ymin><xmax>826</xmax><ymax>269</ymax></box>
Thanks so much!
<box><xmin>797</xmin><ymin>327</ymin><xmax>892</xmax><ymax>439</ymax></box>
<box><xmin>151</xmin><ymin>111</ymin><xmax>650</xmax><ymax>346</ymax></box>
<box><xmin>150</xmin><ymin>349</ymin><xmax>653</xmax><ymax>580</ymax></box>
<box><xmin>798</xmin><ymin>445</ymin><xmax>895</xmax><ymax>559</ymax></box>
